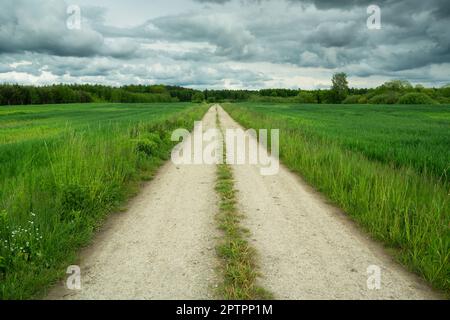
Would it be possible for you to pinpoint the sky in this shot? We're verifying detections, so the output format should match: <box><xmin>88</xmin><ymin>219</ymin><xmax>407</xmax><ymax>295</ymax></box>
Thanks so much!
<box><xmin>0</xmin><ymin>0</ymin><xmax>449</xmax><ymax>89</ymax></box>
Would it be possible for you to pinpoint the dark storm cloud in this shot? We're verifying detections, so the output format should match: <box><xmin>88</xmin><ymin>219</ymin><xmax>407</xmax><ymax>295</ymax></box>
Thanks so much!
<box><xmin>0</xmin><ymin>0</ymin><xmax>139</xmax><ymax>58</ymax></box>
<box><xmin>0</xmin><ymin>0</ymin><xmax>449</xmax><ymax>88</ymax></box>
<box><xmin>188</xmin><ymin>0</ymin><xmax>450</xmax><ymax>73</ymax></box>
<box><xmin>0</xmin><ymin>51</ymin><xmax>268</xmax><ymax>88</ymax></box>
<box><xmin>150</xmin><ymin>15</ymin><xmax>257</xmax><ymax>59</ymax></box>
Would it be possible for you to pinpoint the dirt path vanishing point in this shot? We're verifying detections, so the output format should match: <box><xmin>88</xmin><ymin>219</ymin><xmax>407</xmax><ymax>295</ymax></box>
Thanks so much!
<box><xmin>216</xmin><ymin>105</ymin><xmax>440</xmax><ymax>300</ymax></box>
<box><xmin>48</xmin><ymin>107</ymin><xmax>220</xmax><ymax>300</ymax></box>
<box><xmin>48</xmin><ymin>105</ymin><xmax>440</xmax><ymax>300</ymax></box>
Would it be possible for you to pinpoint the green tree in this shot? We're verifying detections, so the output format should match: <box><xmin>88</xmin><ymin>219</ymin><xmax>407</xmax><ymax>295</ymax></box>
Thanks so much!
<box><xmin>330</xmin><ymin>72</ymin><xmax>349</xmax><ymax>103</ymax></box>
<box><xmin>191</xmin><ymin>92</ymin><xmax>205</xmax><ymax>103</ymax></box>
<box><xmin>380</xmin><ymin>80</ymin><xmax>412</xmax><ymax>92</ymax></box>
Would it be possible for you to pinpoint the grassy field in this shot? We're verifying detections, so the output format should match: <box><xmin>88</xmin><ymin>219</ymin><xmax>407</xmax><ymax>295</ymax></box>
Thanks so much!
<box><xmin>0</xmin><ymin>102</ymin><xmax>208</xmax><ymax>299</ymax></box>
<box><xmin>223</xmin><ymin>102</ymin><xmax>450</xmax><ymax>294</ymax></box>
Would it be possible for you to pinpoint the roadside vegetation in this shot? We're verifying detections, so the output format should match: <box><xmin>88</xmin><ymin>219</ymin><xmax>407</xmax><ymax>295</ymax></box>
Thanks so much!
<box><xmin>214</xmin><ymin>110</ymin><xmax>272</xmax><ymax>300</ymax></box>
<box><xmin>0</xmin><ymin>102</ymin><xmax>208</xmax><ymax>299</ymax></box>
<box><xmin>223</xmin><ymin>102</ymin><xmax>450</xmax><ymax>295</ymax></box>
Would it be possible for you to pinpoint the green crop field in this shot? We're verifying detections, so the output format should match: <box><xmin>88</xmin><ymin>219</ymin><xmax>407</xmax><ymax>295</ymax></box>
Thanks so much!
<box><xmin>0</xmin><ymin>102</ymin><xmax>207</xmax><ymax>299</ymax></box>
<box><xmin>223</xmin><ymin>102</ymin><xmax>450</xmax><ymax>294</ymax></box>
<box><xmin>1</xmin><ymin>101</ymin><xmax>449</xmax><ymax>298</ymax></box>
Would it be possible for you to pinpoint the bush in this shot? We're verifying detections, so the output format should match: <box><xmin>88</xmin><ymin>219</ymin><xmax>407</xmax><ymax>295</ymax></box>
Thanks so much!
<box><xmin>358</xmin><ymin>96</ymin><xmax>368</xmax><ymax>104</ymax></box>
<box><xmin>398</xmin><ymin>92</ymin><xmax>437</xmax><ymax>105</ymax></box>
<box><xmin>369</xmin><ymin>92</ymin><xmax>400</xmax><ymax>104</ymax></box>
<box><xmin>436</xmin><ymin>96</ymin><xmax>450</xmax><ymax>104</ymax></box>
<box><xmin>192</xmin><ymin>92</ymin><xmax>205</xmax><ymax>103</ymax></box>
<box><xmin>133</xmin><ymin>133</ymin><xmax>163</xmax><ymax>157</ymax></box>
<box><xmin>295</xmin><ymin>92</ymin><xmax>317</xmax><ymax>103</ymax></box>
<box><xmin>342</xmin><ymin>95</ymin><xmax>361</xmax><ymax>104</ymax></box>
<box><xmin>134</xmin><ymin>138</ymin><xmax>158</xmax><ymax>157</ymax></box>
<box><xmin>379</xmin><ymin>80</ymin><xmax>413</xmax><ymax>92</ymax></box>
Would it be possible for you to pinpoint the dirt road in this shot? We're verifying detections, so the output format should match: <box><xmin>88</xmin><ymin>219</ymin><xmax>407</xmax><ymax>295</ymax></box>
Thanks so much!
<box><xmin>48</xmin><ymin>105</ymin><xmax>439</xmax><ymax>300</ymax></box>
<box><xmin>48</xmin><ymin>107</ymin><xmax>219</xmax><ymax>300</ymax></box>
<box><xmin>217</xmin><ymin>105</ymin><xmax>438</xmax><ymax>299</ymax></box>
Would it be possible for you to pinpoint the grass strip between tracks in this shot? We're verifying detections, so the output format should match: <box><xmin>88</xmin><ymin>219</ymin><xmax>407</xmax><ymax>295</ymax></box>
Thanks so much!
<box><xmin>214</xmin><ymin>107</ymin><xmax>272</xmax><ymax>300</ymax></box>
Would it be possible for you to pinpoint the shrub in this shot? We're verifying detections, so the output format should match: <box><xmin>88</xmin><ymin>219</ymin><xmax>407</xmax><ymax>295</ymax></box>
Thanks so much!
<box><xmin>358</xmin><ymin>96</ymin><xmax>368</xmax><ymax>104</ymax></box>
<box><xmin>192</xmin><ymin>92</ymin><xmax>205</xmax><ymax>103</ymax></box>
<box><xmin>440</xmin><ymin>85</ymin><xmax>450</xmax><ymax>98</ymax></box>
<box><xmin>379</xmin><ymin>80</ymin><xmax>413</xmax><ymax>91</ymax></box>
<box><xmin>369</xmin><ymin>92</ymin><xmax>400</xmax><ymax>104</ymax></box>
<box><xmin>133</xmin><ymin>133</ymin><xmax>163</xmax><ymax>157</ymax></box>
<box><xmin>134</xmin><ymin>138</ymin><xmax>158</xmax><ymax>157</ymax></box>
<box><xmin>436</xmin><ymin>96</ymin><xmax>450</xmax><ymax>104</ymax></box>
<box><xmin>398</xmin><ymin>92</ymin><xmax>437</xmax><ymax>105</ymax></box>
<box><xmin>295</xmin><ymin>92</ymin><xmax>318</xmax><ymax>103</ymax></box>
<box><xmin>342</xmin><ymin>95</ymin><xmax>361</xmax><ymax>104</ymax></box>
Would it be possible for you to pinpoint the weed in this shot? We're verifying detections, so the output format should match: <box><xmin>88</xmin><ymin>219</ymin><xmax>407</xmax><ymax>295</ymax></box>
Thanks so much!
<box><xmin>215</xmin><ymin>110</ymin><xmax>272</xmax><ymax>300</ymax></box>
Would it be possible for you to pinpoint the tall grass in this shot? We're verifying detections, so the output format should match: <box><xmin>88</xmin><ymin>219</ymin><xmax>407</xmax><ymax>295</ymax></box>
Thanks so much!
<box><xmin>0</xmin><ymin>103</ymin><xmax>208</xmax><ymax>299</ymax></box>
<box><xmin>223</xmin><ymin>103</ymin><xmax>449</xmax><ymax>295</ymax></box>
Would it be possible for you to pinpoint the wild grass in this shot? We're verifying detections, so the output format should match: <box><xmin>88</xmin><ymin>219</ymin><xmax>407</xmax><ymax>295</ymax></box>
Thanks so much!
<box><xmin>223</xmin><ymin>102</ymin><xmax>450</xmax><ymax>295</ymax></box>
<box><xmin>215</xmin><ymin>110</ymin><xmax>272</xmax><ymax>300</ymax></box>
<box><xmin>0</xmin><ymin>102</ymin><xmax>208</xmax><ymax>299</ymax></box>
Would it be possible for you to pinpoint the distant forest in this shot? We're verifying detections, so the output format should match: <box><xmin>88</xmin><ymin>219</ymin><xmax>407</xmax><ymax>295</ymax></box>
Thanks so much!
<box><xmin>1</xmin><ymin>80</ymin><xmax>450</xmax><ymax>106</ymax></box>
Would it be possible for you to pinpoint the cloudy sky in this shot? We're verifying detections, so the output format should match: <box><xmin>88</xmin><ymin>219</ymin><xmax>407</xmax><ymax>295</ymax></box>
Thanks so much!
<box><xmin>0</xmin><ymin>0</ymin><xmax>449</xmax><ymax>89</ymax></box>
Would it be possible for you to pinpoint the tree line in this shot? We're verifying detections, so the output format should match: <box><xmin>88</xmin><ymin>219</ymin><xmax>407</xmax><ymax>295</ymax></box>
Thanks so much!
<box><xmin>1</xmin><ymin>76</ymin><xmax>450</xmax><ymax>106</ymax></box>
<box><xmin>0</xmin><ymin>84</ymin><xmax>198</xmax><ymax>106</ymax></box>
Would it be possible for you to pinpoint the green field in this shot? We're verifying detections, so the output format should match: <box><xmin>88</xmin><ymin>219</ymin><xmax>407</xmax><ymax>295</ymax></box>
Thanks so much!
<box><xmin>0</xmin><ymin>102</ymin><xmax>207</xmax><ymax>299</ymax></box>
<box><xmin>223</xmin><ymin>102</ymin><xmax>450</xmax><ymax>294</ymax></box>
<box><xmin>1</xmin><ymin>101</ymin><xmax>449</xmax><ymax>298</ymax></box>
